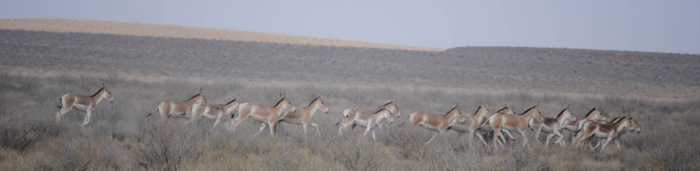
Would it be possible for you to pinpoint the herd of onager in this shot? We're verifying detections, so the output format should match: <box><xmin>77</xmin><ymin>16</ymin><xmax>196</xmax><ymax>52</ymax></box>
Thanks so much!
<box><xmin>55</xmin><ymin>85</ymin><xmax>641</xmax><ymax>153</ymax></box>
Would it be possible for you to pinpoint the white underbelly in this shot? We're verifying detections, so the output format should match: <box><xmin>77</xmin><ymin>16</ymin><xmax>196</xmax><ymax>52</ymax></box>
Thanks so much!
<box><xmin>593</xmin><ymin>131</ymin><xmax>610</xmax><ymax>138</ymax></box>
<box><xmin>202</xmin><ymin>113</ymin><xmax>218</xmax><ymax>119</ymax></box>
<box><xmin>420</xmin><ymin>123</ymin><xmax>440</xmax><ymax>131</ymax></box>
<box><xmin>73</xmin><ymin>104</ymin><xmax>89</xmax><ymax>111</ymax></box>
<box><xmin>249</xmin><ymin>114</ymin><xmax>268</xmax><ymax>122</ymax></box>
<box><xmin>354</xmin><ymin>119</ymin><xmax>369</xmax><ymax>127</ymax></box>
<box><xmin>450</xmin><ymin>124</ymin><xmax>470</xmax><ymax>132</ymax></box>
<box><xmin>281</xmin><ymin>118</ymin><xmax>304</xmax><ymax>125</ymax></box>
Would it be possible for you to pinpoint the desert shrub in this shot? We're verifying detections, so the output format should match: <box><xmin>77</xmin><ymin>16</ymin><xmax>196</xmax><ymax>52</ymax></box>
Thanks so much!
<box><xmin>131</xmin><ymin>123</ymin><xmax>203</xmax><ymax>171</ymax></box>
<box><xmin>0</xmin><ymin>119</ymin><xmax>64</xmax><ymax>151</ymax></box>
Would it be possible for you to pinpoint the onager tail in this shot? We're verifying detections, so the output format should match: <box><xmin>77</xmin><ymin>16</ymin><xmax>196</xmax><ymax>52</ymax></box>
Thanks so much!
<box><xmin>146</xmin><ymin>106</ymin><xmax>159</xmax><ymax>117</ymax></box>
<box><xmin>56</xmin><ymin>97</ymin><xmax>63</xmax><ymax>108</ymax></box>
<box><xmin>397</xmin><ymin>114</ymin><xmax>412</xmax><ymax>127</ymax></box>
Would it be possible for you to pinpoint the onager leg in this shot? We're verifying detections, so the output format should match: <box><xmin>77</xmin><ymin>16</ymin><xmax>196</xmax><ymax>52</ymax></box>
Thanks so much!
<box><xmin>362</xmin><ymin>127</ymin><xmax>377</xmax><ymax>141</ymax></box>
<box><xmin>493</xmin><ymin>127</ymin><xmax>503</xmax><ymax>150</ymax></box>
<box><xmin>535</xmin><ymin>125</ymin><xmax>544</xmax><ymax>145</ymax></box>
<box><xmin>552</xmin><ymin>130</ymin><xmax>565</xmax><ymax>146</ymax></box>
<box><xmin>474</xmin><ymin>131</ymin><xmax>489</xmax><ymax>146</ymax></box>
<box><xmin>254</xmin><ymin>124</ymin><xmax>267</xmax><ymax>137</ymax></box>
<box><xmin>425</xmin><ymin>132</ymin><xmax>438</xmax><ymax>144</ymax></box>
<box><xmin>310</xmin><ymin>123</ymin><xmax>321</xmax><ymax>136</ymax></box>
<box><xmin>229</xmin><ymin>117</ymin><xmax>246</xmax><ymax>132</ymax></box>
<box><xmin>213</xmin><ymin>113</ymin><xmax>225</xmax><ymax>128</ymax></box>
<box><xmin>371</xmin><ymin>130</ymin><xmax>376</xmax><ymax>141</ymax></box>
<box><xmin>599</xmin><ymin>137</ymin><xmax>613</xmax><ymax>153</ymax></box>
<box><xmin>268</xmin><ymin>122</ymin><xmax>277</xmax><ymax>135</ymax></box>
<box><xmin>56</xmin><ymin>107</ymin><xmax>73</xmax><ymax>122</ymax></box>
<box><xmin>80</xmin><ymin>108</ymin><xmax>94</xmax><ymax>127</ymax></box>
<box><xmin>544</xmin><ymin>134</ymin><xmax>555</xmax><ymax>150</ymax></box>
<box><xmin>518</xmin><ymin>129</ymin><xmax>532</xmax><ymax>151</ymax></box>
<box><xmin>302</xmin><ymin>124</ymin><xmax>309</xmax><ymax>137</ymax></box>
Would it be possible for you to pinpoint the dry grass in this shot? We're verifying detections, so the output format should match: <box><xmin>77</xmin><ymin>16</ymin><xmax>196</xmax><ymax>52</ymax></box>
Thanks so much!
<box><xmin>0</xmin><ymin>74</ymin><xmax>697</xmax><ymax>170</ymax></box>
<box><xmin>0</xmin><ymin>27</ymin><xmax>698</xmax><ymax>170</ymax></box>
<box><xmin>0</xmin><ymin>19</ymin><xmax>442</xmax><ymax>52</ymax></box>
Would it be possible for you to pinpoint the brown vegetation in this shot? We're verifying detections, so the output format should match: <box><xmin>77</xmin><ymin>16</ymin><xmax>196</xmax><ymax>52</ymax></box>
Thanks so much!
<box><xmin>0</xmin><ymin>19</ymin><xmax>442</xmax><ymax>51</ymax></box>
<box><xmin>0</xmin><ymin>74</ymin><xmax>697</xmax><ymax>170</ymax></box>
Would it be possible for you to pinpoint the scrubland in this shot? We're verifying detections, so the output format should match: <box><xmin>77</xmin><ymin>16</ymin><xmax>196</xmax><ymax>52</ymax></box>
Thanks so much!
<box><xmin>0</xmin><ymin>28</ymin><xmax>698</xmax><ymax>170</ymax></box>
<box><xmin>0</xmin><ymin>74</ymin><xmax>698</xmax><ymax>170</ymax></box>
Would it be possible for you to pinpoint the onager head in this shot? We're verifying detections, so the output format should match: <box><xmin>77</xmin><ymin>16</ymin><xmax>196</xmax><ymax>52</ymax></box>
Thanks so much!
<box><xmin>378</xmin><ymin>98</ymin><xmax>401</xmax><ymax>118</ymax></box>
<box><xmin>585</xmin><ymin>108</ymin><xmax>606</xmax><ymax>121</ymax></box>
<box><xmin>475</xmin><ymin>105</ymin><xmax>491</xmax><ymax>117</ymax></box>
<box><xmin>310</xmin><ymin>96</ymin><xmax>330</xmax><ymax>114</ymax></box>
<box><xmin>275</xmin><ymin>93</ymin><xmax>296</xmax><ymax>116</ymax></box>
<box><xmin>94</xmin><ymin>83</ymin><xmax>113</xmax><ymax>103</ymax></box>
<box><xmin>558</xmin><ymin>108</ymin><xmax>577</xmax><ymax>123</ymax></box>
<box><xmin>629</xmin><ymin>117</ymin><xmax>641</xmax><ymax>133</ymax></box>
<box><xmin>446</xmin><ymin>104</ymin><xmax>466</xmax><ymax>124</ymax></box>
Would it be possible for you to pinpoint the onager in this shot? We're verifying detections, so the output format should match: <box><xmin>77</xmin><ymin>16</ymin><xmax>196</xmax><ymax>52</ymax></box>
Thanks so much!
<box><xmin>573</xmin><ymin>117</ymin><xmax>636</xmax><ymax>153</ymax></box>
<box><xmin>401</xmin><ymin>105</ymin><xmax>466</xmax><ymax>144</ymax></box>
<box><xmin>561</xmin><ymin>108</ymin><xmax>607</xmax><ymax>144</ymax></box>
<box><xmin>337</xmin><ymin>99</ymin><xmax>401</xmax><ymax>136</ymax></box>
<box><xmin>229</xmin><ymin>94</ymin><xmax>296</xmax><ymax>136</ymax></box>
<box><xmin>534</xmin><ymin>107</ymin><xmax>577</xmax><ymax>149</ymax></box>
<box><xmin>56</xmin><ymin>83</ymin><xmax>114</xmax><ymax>126</ymax></box>
<box><xmin>589</xmin><ymin>115</ymin><xmax>641</xmax><ymax>150</ymax></box>
<box><xmin>562</xmin><ymin>108</ymin><xmax>607</xmax><ymax>132</ymax></box>
<box><xmin>488</xmin><ymin>105</ymin><xmax>543</xmax><ymax>150</ymax></box>
<box><xmin>359</xmin><ymin>108</ymin><xmax>396</xmax><ymax>140</ymax></box>
<box><xmin>275</xmin><ymin>96</ymin><xmax>330</xmax><ymax>137</ymax></box>
<box><xmin>448</xmin><ymin>105</ymin><xmax>492</xmax><ymax>146</ymax></box>
<box><xmin>147</xmin><ymin>89</ymin><xmax>207</xmax><ymax>120</ymax></box>
<box><xmin>187</xmin><ymin>95</ymin><xmax>240</xmax><ymax>128</ymax></box>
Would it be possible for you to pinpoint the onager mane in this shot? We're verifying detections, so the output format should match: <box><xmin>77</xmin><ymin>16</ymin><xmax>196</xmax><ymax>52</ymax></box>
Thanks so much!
<box><xmin>521</xmin><ymin>106</ymin><xmax>537</xmax><ymax>115</ymax></box>
<box><xmin>496</xmin><ymin>106</ymin><xmax>511</xmax><ymax>114</ymax></box>
<box><xmin>91</xmin><ymin>87</ymin><xmax>106</xmax><ymax>97</ymax></box>
<box><xmin>185</xmin><ymin>93</ymin><xmax>202</xmax><ymax>102</ymax></box>
<box><xmin>555</xmin><ymin>108</ymin><xmax>568</xmax><ymax>119</ymax></box>
<box><xmin>225</xmin><ymin>97</ymin><xmax>239</xmax><ymax>106</ymax></box>
<box><xmin>584</xmin><ymin>108</ymin><xmax>598</xmax><ymax>117</ymax></box>
<box><xmin>306</xmin><ymin>97</ymin><xmax>320</xmax><ymax>108</ymax></box>
<box><xmin>273</xmin><ymin>97</ymin><xmax>287</xmax><ymax>108</ymax></box>
<box><xmin>443</xmin><ymin>105</ymin><xmax>459</xmax><ymax>116</ymax></box>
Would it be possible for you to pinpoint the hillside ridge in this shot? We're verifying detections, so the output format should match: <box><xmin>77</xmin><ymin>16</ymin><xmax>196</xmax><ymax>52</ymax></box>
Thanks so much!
<box><xmin>0</xmin><ymin>18</ymin><xmax>442</xmax><ymax>52</ymax></box>
<box><xmin>1</xmin><ymin>29</ymin><xmax>698</xmax><ymax>101</ymax></box>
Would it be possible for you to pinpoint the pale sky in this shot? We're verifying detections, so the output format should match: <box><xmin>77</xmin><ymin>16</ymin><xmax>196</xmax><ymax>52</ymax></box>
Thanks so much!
<box><xmin>2</xmin><ymin>0</ymin><xmax>699</xmax><ymax>54</ymax></box>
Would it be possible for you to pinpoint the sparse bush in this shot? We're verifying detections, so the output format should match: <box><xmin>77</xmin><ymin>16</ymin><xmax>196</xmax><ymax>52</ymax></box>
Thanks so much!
<box><xmin>0</xmin><ymin>119</ymin><xmax>63</xmax><ymax>151</ymax></box>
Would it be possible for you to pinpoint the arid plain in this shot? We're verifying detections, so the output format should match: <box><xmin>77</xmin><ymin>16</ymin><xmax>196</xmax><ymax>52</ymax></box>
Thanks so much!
<box><xmin>0</xmin><ymin>19</ymin><xmax>698</xmax><ymax>170</ymax></box>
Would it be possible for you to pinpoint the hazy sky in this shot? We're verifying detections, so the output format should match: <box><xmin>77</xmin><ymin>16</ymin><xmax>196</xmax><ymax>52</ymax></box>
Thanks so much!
<box><xmin>2</xmin><ymin>0</ymin><xmax>699</xmax><ymax>54</ymax></box>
